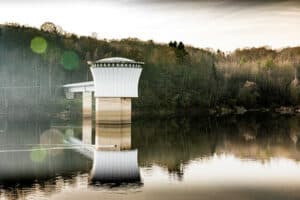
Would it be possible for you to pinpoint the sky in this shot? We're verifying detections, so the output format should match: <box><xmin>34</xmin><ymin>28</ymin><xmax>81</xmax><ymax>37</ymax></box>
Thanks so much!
<box><xmin>0</xmin><ymin>0</ymin><xmax>300</xmax><ymax>51</ymax></box>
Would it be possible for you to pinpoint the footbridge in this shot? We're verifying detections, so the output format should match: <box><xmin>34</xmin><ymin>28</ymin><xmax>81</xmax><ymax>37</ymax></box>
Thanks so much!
<box><xmin>63</xmin><ymin>81</ymin><xmax>94</xmax><ymax>94</ymax></box>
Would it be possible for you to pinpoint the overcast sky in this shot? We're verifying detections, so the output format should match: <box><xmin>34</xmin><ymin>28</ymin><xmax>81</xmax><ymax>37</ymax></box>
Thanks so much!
<box><xmin>0</xmin><ymin>0</ymin><xmax>300</xmax><ymax>51</ymax></box>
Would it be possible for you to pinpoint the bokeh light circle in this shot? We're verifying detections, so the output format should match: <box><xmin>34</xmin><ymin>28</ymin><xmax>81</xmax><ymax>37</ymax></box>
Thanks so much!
<box><xmin>30</xmin><ymin>148</ymin><xmax>47</xmax><ymax>163</ymax></box>
<box><xmin>61</xmin><ymin>51</ymin><xmax>80</xmax><ymax>70</ymax></box>
<box><xmin>40</xmin><ymin>129</ymin><xmax>64</xmax><ymax>156</ymax></box>
<box><xmin>30</xmin><ymin>36</ymin><xmax>47</xmax><ymax>54</ymax></box>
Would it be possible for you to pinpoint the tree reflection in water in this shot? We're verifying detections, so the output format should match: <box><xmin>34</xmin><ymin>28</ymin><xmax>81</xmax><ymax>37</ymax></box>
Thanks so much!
<box><xmin>0</xmin><ymin>113</ymin><xmax>300</xmax><ymax>199</ymax></box>
<box><xmin>133</xmin><ymin>113</ymin><xmax>300</xmax><ymax>178</ymax></box>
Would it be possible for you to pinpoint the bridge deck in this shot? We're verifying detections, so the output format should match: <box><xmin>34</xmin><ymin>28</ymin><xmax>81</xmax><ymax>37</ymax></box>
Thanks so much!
<box><xmin>63</xmin><ymin>81</ymin><xmax>94</xmax><ymax>93</ymax></box>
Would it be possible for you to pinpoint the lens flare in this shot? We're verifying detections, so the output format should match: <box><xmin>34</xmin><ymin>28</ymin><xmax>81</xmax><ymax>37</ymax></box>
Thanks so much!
<box><xmin>30</xmin><ymin>148</ymin><xmax>47</xmax><ymax>163</ymax></box>
<box><xmin>40</xmin><ymin>129</ymin><xmax>64</xmax><ymax>156</ymax></box>
<box><xmin>61</xmin><ymin>51</ymin><xmax>80</xmax><ymax>70</ymax></box>
<box><xmin>30</xmin><ymin>36</ymin><xmax>47</xmax><ymax>54</ymax></box>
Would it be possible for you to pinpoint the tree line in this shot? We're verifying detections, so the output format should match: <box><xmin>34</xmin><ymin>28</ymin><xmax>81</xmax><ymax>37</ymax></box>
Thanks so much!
<box><xmin>1</xmin><ymin>22</ymin><xmax>300</xmax><ymax>118</ymax></box>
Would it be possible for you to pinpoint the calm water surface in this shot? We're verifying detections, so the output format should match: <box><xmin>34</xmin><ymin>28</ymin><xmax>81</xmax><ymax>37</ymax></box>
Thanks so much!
<box><xmin>1</xmin><ymin>113</ymin><xmax>300</xmax><ymax>200</ymax></box>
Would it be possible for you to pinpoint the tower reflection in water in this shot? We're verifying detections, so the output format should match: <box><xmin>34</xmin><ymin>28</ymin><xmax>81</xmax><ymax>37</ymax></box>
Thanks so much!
<box><xmin>0</xmin><ymin>116</ymin><xmax>141</xmax><ymax>199</ymax></box>
<box><xmin>81</xmin><ymin>117</ymin><xmax>141</xmax><ymax>184</ymax></box>
<box><xmin>91</xmin><ymin>124</ymin><xmax>140</xmax><ymax>183</ymax></box>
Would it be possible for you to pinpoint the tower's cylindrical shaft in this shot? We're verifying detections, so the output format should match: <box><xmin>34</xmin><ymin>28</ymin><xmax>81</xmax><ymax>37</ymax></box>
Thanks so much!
<box><xmin>95</xmin><ymin>97</ymin><xmax>131</xmax><ymax>124</ymax></box>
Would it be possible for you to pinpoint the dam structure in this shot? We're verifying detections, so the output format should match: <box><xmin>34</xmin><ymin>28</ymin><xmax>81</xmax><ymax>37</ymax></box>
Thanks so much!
<box><xmin>63</xmin><ymin>57</ymin><xmax>143</xmax><ymax>124</ymax></box>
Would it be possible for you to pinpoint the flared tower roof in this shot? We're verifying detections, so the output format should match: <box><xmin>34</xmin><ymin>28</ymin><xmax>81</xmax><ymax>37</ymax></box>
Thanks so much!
<box><xmin>89</xmin><ymin>57</ymin><xmax>143</xmax><ymax>97</ymax></box>
<box><xmin>89</xmin><ymin>57</ymin><xmax>144</xmax><ymax>68</ymax></box>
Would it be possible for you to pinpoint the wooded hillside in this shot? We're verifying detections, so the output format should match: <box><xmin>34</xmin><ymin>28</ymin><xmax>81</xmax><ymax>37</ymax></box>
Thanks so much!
<box><xmin>1</xmin><ymin>23</ymin><xmax>300</xmax><ymax>118</ymax></box>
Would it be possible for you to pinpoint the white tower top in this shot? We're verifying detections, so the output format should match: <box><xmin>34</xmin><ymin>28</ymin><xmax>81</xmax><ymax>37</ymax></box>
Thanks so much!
<box><xmin>89</xmin><ymin>57</ymin><xmax>143</xmax><ymax>98</ymax></box>
<box><xmin>95</xmin><ymin>57</ymin><xmax>143</xmax><ymax>64</ymax></box>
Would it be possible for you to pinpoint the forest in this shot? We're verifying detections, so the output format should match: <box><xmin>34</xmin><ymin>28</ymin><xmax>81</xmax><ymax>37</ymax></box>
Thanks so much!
<box><xmin>1</xmin><ymin>22</ymin><xmax>300</xmax><ymax>118</ymax></box>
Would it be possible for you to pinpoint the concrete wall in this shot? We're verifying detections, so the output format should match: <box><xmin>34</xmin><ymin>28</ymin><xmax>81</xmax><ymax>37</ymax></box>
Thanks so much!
<box><xmin>82</xmin><ymin>91</ymin><xmax>92</xmax><ymax>118</ymax></box>
<box><xmin>95</xmin><ymin>97</ymin><xmax>131</xmax><ymax>124</ymax></box>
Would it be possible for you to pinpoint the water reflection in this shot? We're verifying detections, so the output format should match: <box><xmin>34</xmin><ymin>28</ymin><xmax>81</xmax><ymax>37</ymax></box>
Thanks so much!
<box><xmin>0</xmin><ymin>120</ymin><xmax>92</xmax><ymax>199</ymax></box>
<box><xmin>95</xmin><ymin>124</ymin><xmax>131</xmax><ymax>151</ymax></box>
<box><xmin>134</xmin><ymin>114</ymin><xmax>300</xmax><ymax>178</ymax></box>
<box><xmin>82</xmin><ymin>117</ymin><xmax>92</xmax><ymax>145</ymax></box>
<box><xmin>0</xmin><ymin>113</ymin><xmax>300</xmax><ymax>199</ymax></box>
<box><xmin>0</xmin><ymin>121</ymin><xmax>91</xmax><ymax>183</ymax></box>
<box><xmin>91</xmin><ymin>124</ymin><xmax>141</xmax><ymax>183</ymax></box>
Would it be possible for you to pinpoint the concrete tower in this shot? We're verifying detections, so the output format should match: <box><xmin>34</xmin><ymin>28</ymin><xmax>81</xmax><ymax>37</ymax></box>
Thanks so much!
<box><xmin>89</xmin><ymin>57</ymin><xmax>143</xmax><ymax>124</ymax></box>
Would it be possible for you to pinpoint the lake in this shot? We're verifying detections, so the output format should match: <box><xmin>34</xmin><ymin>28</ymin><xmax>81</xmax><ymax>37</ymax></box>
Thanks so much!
<box><xmin>0</xmin><ymin>113</ymin><xmax>300</xmax><ymax>200</ymax></box>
